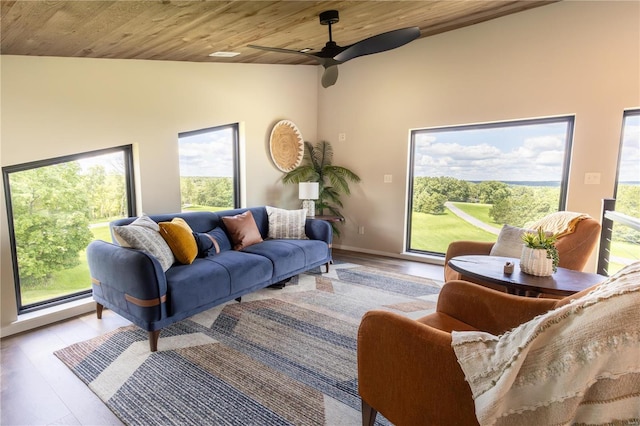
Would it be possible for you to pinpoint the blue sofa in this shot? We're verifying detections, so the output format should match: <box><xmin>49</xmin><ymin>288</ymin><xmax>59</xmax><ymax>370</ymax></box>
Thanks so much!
<box><xmin>86</xmin><ymin>207</ymin><xmax>332</xmax><ymax>351</ymax></box>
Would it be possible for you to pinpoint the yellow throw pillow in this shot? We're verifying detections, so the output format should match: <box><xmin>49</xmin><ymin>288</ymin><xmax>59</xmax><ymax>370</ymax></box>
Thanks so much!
<box><xmin>158</xmin><ymin>217</ymin><xmax>198</xmax><ymax>265</ymax></box>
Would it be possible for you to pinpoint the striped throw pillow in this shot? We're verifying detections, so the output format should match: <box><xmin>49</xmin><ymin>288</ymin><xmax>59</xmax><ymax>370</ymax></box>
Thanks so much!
<box><xmin>112</xmin><ymin>215</ymin><xmax>175</xmax><ymax>271</ymax></box>
<box><xmin>266</xmin><ymin>206</ymin><xmax>308</xmax><ymax>240</ymax></box>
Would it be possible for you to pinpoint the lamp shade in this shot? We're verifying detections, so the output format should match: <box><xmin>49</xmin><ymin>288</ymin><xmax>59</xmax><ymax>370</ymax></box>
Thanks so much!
<box><xmin>298</xmin><ymin>182</ymin><xmax>319</xmax><ymax>200</ymax></box>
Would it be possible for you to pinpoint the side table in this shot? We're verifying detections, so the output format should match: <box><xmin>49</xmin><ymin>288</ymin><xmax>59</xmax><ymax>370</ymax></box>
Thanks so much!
<box><xmin>310</xmin><ymin>215</ymin><xmax>344</xmax><ymax>266</ymax></box>
<box><xmin>448</xmin><ymin>255</ymin><xmax>606</xmax><ymax>297</ymax></box>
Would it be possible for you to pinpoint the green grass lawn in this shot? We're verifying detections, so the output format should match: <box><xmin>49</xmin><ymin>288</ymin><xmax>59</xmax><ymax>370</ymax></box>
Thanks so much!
<box><xmin>410</xmin><ymin>209</ymin><xmax>496</xmax><ymax>253</ymax></box>
<box><xmin>450</xmin><ymin>202</ymin><xmax>502</xmax><ymax>228</ymax></box>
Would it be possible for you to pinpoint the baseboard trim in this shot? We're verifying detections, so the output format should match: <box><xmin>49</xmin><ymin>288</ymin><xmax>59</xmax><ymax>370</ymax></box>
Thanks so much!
<box><xmin>333</xmin><ymin>244</ymin><xmax>445</xmax><ymax>266</ymax></box>
<box><xmin>1</xmin><ymin>297</ymin><xmax>95</xmax><ymax>338</ymax></box>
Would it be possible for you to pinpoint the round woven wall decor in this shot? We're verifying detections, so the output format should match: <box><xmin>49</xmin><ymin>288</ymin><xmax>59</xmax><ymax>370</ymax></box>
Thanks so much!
<box><xmin>269</xmin><ymin>120</ymin><xmax>304</xmax><ymax>172</ymax></box>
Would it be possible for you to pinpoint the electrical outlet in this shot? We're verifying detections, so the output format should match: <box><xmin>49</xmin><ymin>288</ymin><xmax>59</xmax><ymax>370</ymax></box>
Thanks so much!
<box><xmin>584</xmin><ymin>172</ymin><xmax>601</xmax><ymax>185</ymax></box>
<box><xmin>338</xmin><ymin>133</ymin><xmax>346</xmax><ymax>142</ymax></box>
<box><xmin>384</xmin><ymin>174</ymin><xmax>392</xmax><ymax>183</ymax></box>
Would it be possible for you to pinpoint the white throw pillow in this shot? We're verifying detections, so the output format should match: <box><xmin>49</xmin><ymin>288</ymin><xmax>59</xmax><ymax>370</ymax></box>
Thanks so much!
<box><xmin>112</xmin><ymin>215</ymin><xmax>175</xmax><ymax>271</ymax></box>
<box><xmin>266</xmin><ymin>206</ymin><xmax>308</xmax><ymax>239</ymax></box>
<box><xmin>489</xmin><ymin>224</ymin><xmax>531</xmax><ymax>258</ymax></box>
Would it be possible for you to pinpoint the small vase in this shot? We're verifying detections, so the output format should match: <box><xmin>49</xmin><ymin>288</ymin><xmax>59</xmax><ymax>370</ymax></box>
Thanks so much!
<box><xmin>520</xmin><ymin>246</ymin><xmax>554</xmax><ymax>276</ymax></box>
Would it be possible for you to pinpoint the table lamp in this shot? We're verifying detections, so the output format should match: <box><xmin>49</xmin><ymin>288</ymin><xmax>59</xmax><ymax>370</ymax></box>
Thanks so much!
<box><xmin>299</xmin><ymin>182</ymin><xmax>319</xmax><ymax>217</ymax></box>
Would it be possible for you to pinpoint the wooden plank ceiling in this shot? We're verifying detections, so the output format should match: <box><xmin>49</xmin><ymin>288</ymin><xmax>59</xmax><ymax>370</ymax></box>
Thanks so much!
<box><xmin>1</xmin><ymin>1</ymin><xmax>556</xmax><ymax>66</ymax></box>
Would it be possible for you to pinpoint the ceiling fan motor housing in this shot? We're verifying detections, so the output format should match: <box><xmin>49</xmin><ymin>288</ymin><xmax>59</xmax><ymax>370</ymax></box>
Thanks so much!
<box><xmin>249</xmin><ymin>9</ymin><xmax>419</xmax><ymax>88</ymax></box>
<box><xmin>319</xmin><ymin>10</ymin><xmax>339</xmax><ymax>25</ymax></box>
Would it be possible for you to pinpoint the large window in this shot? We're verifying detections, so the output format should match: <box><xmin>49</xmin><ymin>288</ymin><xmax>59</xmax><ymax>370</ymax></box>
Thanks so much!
<box><xmin>407</xmin><ymin>116</ymin><xmax>574</xmax><ymax>255</ymax></box>
<box><xmin>178</xmin><ymin>123</ymin><xmax>240</xmax><ymax>211</ymax></box>
<box><xmin>608</xmin><ymin>109</ymin><xmax>640</xmax><ymax>274</ymax></box>
<box><xmin>3</xmin><ymin>146</ymin><xmax>135</xmax><ymax>313</ymax></box>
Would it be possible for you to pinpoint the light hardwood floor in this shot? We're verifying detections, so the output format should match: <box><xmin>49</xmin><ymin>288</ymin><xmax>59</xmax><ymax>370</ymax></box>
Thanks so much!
<box><xmin>0</xmin><ymin>249</ymin><xmax>443</xmax><ymax>426</ymax></box>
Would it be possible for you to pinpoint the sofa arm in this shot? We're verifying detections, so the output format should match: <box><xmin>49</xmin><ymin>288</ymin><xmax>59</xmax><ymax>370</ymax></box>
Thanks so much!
<box><xmin>305</xmin><ymin>219</ymin><xmax>332</xmax><ymax>245</ymax></box>
<box><xmin>87</xmin><ymin>240</ymin><xmax>168</xmax><ymax>329</ymax></box>
<box><xmin>444</xmin><ymin>240</ymin><xmax>494</xmax><ymax>281</ymax></box>
<box><xmin>357</xmin><ymin>310</ymin><xmax>478</xmax><ymax>425</ymax></box>
<box><xmin>436</xmin><ymin>280</ymin><xmax>558</xmax><ymax>335</ymax></box>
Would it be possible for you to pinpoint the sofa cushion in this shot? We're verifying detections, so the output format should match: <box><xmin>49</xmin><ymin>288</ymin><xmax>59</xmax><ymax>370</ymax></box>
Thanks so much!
<box><xmin>158</xmin><ymin>218</ymin><xmax>198</xmax><ymax>265</ymax></box>
<box><xmin>165</xmin><ymin>258</ymin><xmax>232</xmax><ymax>315</ymax></box>
<box><xmin>222</xmin><ymin>210</ymin><xmax>263</xmax><ymax>250</ymax></box>
<box><xmin>203</xmin><ymin>251</ymin><xmax>274</xmax><ymax>296</ymax></box>
<box><xmin>266</xmin><ymin>206</ymin><xmax>308</xmax><ymax>239</ymax></box>
<box><xmin>242</xmin><ymin>239</ymin><xmax>328</xmax><ymax>280</ymax></box>
<box><xmin>112</xmin><ymin>215</ymin><xmax>175</xmax><ymax>271</ymax></box>
<box><xmin>194</xmin><ymin>227</ymin><xmax>232</xmax><ymax>257</ymax></box>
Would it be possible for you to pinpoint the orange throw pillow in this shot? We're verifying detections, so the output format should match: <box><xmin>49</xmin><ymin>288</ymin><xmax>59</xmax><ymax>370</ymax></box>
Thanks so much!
<box><xmin>221</xmin><ymin>210</ymin><xmax>263</xmax><ymax>250</ymax></box>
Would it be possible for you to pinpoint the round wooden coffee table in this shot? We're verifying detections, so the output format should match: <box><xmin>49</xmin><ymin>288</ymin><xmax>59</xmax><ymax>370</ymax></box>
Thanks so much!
<box><xmin>448</xmin><ymin>255</ymin><xmax>606</xmax><ymax>297</ymax></box>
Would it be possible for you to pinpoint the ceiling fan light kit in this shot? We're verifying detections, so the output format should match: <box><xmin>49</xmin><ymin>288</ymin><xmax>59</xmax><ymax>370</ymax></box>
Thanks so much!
<box><xmin>248</xmin><ymin>10</ymin><xmax>420</xmax><ymax>88</ymax></box>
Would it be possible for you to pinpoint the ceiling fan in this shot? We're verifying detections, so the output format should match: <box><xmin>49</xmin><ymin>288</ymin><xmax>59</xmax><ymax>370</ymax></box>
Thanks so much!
<box><xmin>248</xmin><ymin>10</ymin><xmax>420</xmax><ymax>88</ymax></box>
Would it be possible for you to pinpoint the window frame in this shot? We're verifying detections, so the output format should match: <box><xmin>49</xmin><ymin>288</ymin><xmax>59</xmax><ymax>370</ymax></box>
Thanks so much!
<box><xmin>406</xmin><ymin>116</ymin><xmax>575</xmax><ymax>256</ymax></box>
<box><xmin>614</xmin><ymin>109</ymin><xmax>640</xmax><ymax>197</ymax></box>
<box><xmin>2</xmin><ymin>145</ymin><xmax>136</xmax><ymax>313</ymax></box>
<box><xmin>178</xmin><ymin>122</ymin><xmax>241</xmax><ymax>209</ymax></box>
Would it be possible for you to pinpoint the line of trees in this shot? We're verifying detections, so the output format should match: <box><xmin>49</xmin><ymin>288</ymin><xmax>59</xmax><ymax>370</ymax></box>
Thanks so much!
<box><xmin>11</xmin><ymin>161</ymin><xmax>131</xmax><ymax>290</ymax></box>
<box><xmin>11</xmin><ymin>163</ymin><xmax>94</xmax><ymax>287</ymax></box>
<box><xmin>180</xmin><ymin>177</ymin><xmax>233</xmax><ymax>209</ymax></box>
<box><xmin>413</xmin><ymin>176</ymin><xmax>640</xmax><ymax>243</ymax></box>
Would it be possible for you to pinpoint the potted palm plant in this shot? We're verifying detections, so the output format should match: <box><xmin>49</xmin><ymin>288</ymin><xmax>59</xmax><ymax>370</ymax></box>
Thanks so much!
<box><xmin>282</xmin><ymin>141</ymin><xmax>360</xmax><ymax>236</ymax></box>
<box><xmin>520</xmin><ymin>228</ymin><xmax>560</xmax><ymax>276</ymax></box>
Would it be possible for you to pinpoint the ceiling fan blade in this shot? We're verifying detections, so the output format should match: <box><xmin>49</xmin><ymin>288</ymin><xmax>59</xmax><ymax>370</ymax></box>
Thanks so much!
<box><xmin>248</xmin><ymin>44</ymin><xmax>321</xmax><ymax>64</ymax></box>
<box><xmin>334</xmin><ymin>27</ymin><xmax>420</xmax><ymax>62</ymax></box>
<box><xmin>321</xmin><ymin>65</ymin><xmax>339</xmax><ymax>88</ymax></box>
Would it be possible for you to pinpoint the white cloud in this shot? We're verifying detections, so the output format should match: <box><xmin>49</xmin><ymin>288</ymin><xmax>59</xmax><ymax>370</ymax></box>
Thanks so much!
<box><xmin>619</xmin><ymin>123</ymin><xmax>640</xmax><ymax>182</ymax></box>
<box><xmin>523</xmin><ymin>135</ymin><xmax>563</xmax><ymax>150</ymax></box>
<box><xmin>413</xmin><ymin>127</ymin><xmax>570</xmax><ymax>181</ymax></box>
<box><xmin>179</xmin><ymin>132</ymin><xmax>233</xmax><ymax>177</ymax></box>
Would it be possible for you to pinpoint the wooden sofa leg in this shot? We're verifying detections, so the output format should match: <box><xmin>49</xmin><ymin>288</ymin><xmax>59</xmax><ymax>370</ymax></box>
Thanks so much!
<box><xmin>96</xmin><ymin>302</ymin><xmax>104</xmax><ymax>319</ymax></box>
<box><xmin>149</xmin><ymin>330</ymin><xmax>161</xmax><ymax>352</ymax></box>
<box><xmin>325</xmin><ymin>262</ymin><xmax>330</xmax><ymax>273</ymax></box>
<box><xmin>235</xmin><ymin>297</ymin><xmax>242</xmax><ymax>302</ymax></box>
<box><xmin>361</xmin><ymin>400</ymin><xmax>377</xmax><ymax>426</ymax></box>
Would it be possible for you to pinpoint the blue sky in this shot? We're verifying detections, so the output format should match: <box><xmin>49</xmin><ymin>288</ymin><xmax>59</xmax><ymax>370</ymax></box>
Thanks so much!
<box><xmin>620</xmin><ymin>114</ymin><xmax>640</xmax><ymax>183</ymax></box>
<box><xmin>178</xmin><ymin>128</ymin><xmax>234</xmax><ymax>177</ymax></box>
<box><xmin>412</xmin><ymin>121</ymin><xmax>570</xmax><ymax>181</ymax></box>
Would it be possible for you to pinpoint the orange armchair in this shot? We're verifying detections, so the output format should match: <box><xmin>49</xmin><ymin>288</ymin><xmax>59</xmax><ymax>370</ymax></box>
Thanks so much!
<box><xmin>357</xmin><ymin>280</ymin><xmax>595</xmax><ymax>426</ymax></box>
<box><xmin>444</xmin><ymin>216</ymin><xmax>601</xmax><ymax>283</ymax></box>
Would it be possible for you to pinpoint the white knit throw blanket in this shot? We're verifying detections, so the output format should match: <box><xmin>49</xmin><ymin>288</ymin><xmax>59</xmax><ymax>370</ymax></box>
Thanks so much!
<box><xmin>452</xmin><ymin>262</ymin><xmax>640</xmax><ymax>426</ymax></box>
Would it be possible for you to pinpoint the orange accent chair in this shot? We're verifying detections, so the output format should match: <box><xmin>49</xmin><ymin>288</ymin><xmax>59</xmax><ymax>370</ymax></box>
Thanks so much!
<box><xmin>357</xmin><ymin>280</ymin><xmax>598</xmax><ymax>426</ymax></box>
<box><xmin>444</xmin><ymin>216</ymin><xmax>601</xmax><ymax>284</ymax></box>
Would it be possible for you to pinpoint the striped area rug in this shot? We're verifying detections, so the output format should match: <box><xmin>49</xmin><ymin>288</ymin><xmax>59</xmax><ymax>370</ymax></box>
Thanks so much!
<box><xmin>55</xmin><ymin>262</ymin><xmax>442</xmax><ymax>426</ymax></box>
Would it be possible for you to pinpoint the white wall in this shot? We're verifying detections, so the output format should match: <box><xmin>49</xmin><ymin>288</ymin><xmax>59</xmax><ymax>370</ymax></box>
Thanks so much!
<box><xmin>318</xmin><ymin>1</ymin><xmax>639</xmax><ymax>259</ymax></box>
<box><xmin>0</xmin><ymin>56</ymin><xmax>318</xmax><ymax>334</ymax></box>
<box><xmin>1</xmin><ymin>0</ymin><xmax>639</xmax><ymax>335</ymax></box>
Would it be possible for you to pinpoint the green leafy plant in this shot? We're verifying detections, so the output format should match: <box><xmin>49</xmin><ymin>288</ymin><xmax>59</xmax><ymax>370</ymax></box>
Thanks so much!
<box><xmin>521</xmin><ymin>227</ymin><xmax>560</xmax><ymax>272</ymax></box>
<box><xmin>282</xmin><ymin>141</ymin><xmax>361</xmax><ymax>236</ymax></box>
